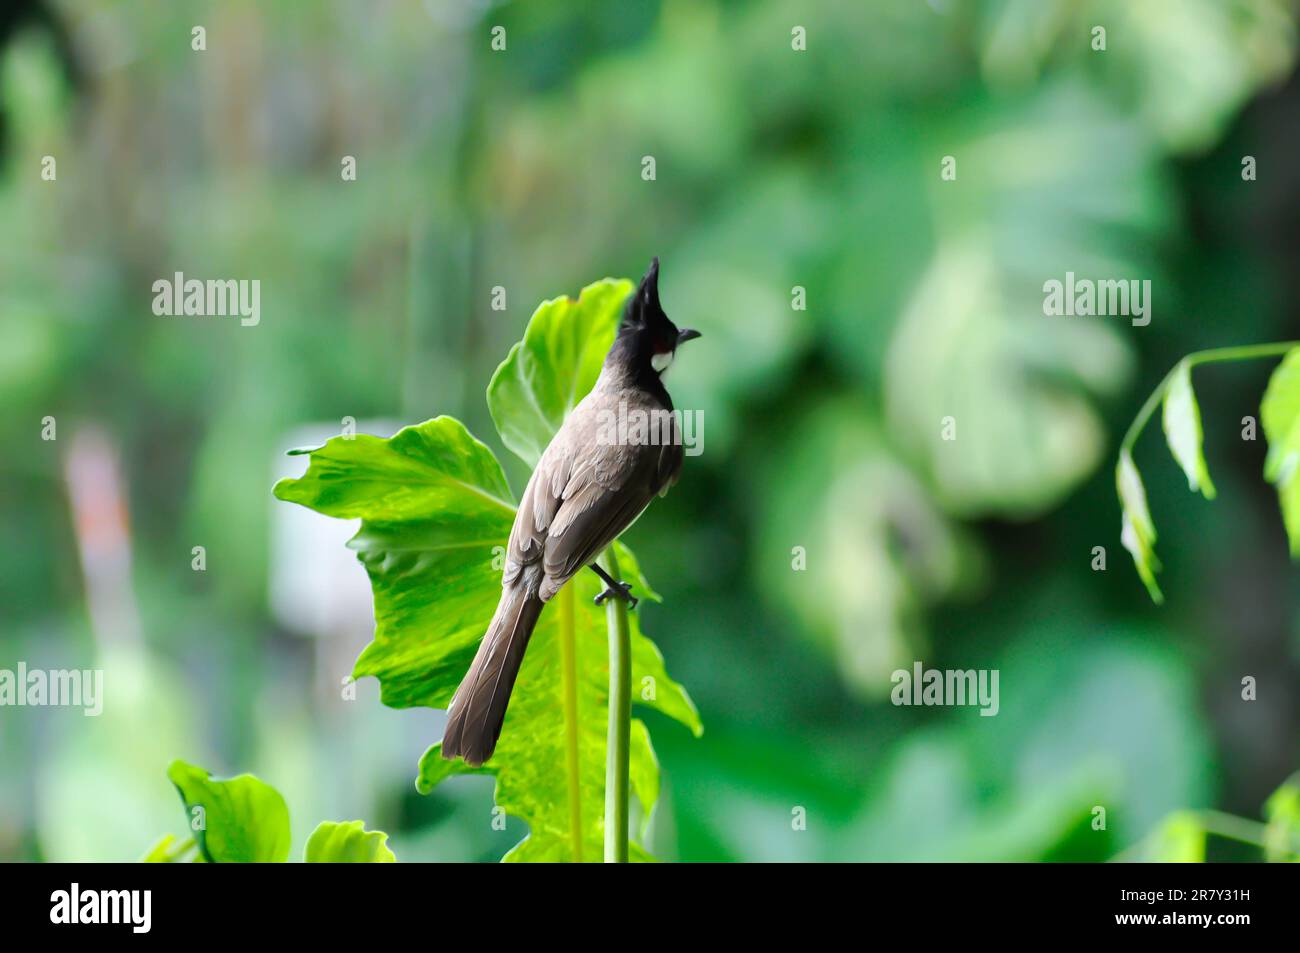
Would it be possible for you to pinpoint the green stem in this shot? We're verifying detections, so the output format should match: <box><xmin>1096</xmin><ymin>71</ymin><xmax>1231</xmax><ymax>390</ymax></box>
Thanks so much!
<box><xmin>161</xmin><ymin>836</ymin><xmax>197</xmax><ymax>863</ymax></box>
<box><xmin>1195</xmin><ymin>810</ymin><xmax>1276</xmax><ymax>850</ymax></box>
<box><xmin>557</xmin><ymin>580</ymin><xmax>584</xmax><ymax>862</ymax></box>
<box><xmin>1121</xmin><ymin>341</ymin><xmax>1300</xmax><ymax>453</ymax></box>
<box><xmin>599</xmin><ymin>547</ymin><xmax>631</xmax><ymax>863</ymax></box>
<box><xmin>1113</xmin><ymin>809</ymin><xmax>1300</xmax><ymax>862</ymax></box>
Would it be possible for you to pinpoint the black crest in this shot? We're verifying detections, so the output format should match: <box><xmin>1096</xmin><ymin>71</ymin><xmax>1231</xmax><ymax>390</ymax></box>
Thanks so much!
<box><xmin>621</xmin><ymin>257</ymin><xmax>671</xmax><ymax>333</ymax></box>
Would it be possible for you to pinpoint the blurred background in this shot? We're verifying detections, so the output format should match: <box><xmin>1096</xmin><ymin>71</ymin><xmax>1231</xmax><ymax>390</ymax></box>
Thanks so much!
<box><xmin>2</xmin><ymin>0</ymin><xmax>1298</xmax><ymax>862</ymax></box>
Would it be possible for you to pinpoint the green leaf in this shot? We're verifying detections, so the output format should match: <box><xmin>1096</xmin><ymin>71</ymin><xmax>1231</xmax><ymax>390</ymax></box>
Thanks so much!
<box><xmin>1263</xmin><ymin>774</ymin><xmax>1300</xmax><ymax>862</ymax></box>
<box><xmin>275</xmin><ymin>279</ymin><xmax>701</xmax><ymax>861</ymax></box>
<box><xmin>415</xmin><ymin>571</ymin><xmax>700</xmax><ymax>861</ymax></box>
<box><xmin>487</xmin><ymin>277</ymin><xmax>632</xmax><ymax>468</ymax></box>
<box><xmin>272</xmin><ymin>416</ymin><xmax>515</xmax><ymax>525</ymax></box>
<box><xmin>1148</xmin><ymin>810</ymin><xmax>1205</xmax><ymax>862</ymax></box>
<box><xmin>1261</xmin><ymin>348</ymin><xmax>1300</xmax><ymax>556</ymax></box>
<box><xmin>1117</xmin><ymin>449</ymin><xmax>1163</xmax><ymax>604</ymax></box>
<box><xmin>305</xmin><ymin>820</ymin><xmax>396</xmax><ymax>862</ymax></box>
<box><xmin>1161</xmin><ymin>360</ymin><xmax>1216</xmax><ymax>499</ymax></box>
<box><xmin>279</xmin><ymin>417</ymin><xmax>517</xmax><ymax>710</ymax></box>
<box><xmin>166</xmin><ymin>760</ymin><xmax>290</xmax><ymax>863</ymax></box>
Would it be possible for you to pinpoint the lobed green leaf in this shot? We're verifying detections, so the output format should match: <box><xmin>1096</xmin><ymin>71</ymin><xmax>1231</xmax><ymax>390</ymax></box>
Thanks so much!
<box><xmin>275</xmin><ymin>277</ymin><xmax>701</xmax><ymax>860</ymax></box>
<box><xmin>487</xmin><ymin>278</ymin><xmax>632</xmax><ymax>468</ymax></box>
<box><xmin>305</xmin><ymin>820</ymin><xmax>396</xmax><ymax>863</ymax></box>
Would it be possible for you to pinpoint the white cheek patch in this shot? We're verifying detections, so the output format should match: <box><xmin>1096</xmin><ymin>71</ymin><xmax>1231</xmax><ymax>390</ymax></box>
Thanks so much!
<box><xmin>651</xmin><ymin>350</ymin><xmax>674</xmax><ymax>373</ymax></box>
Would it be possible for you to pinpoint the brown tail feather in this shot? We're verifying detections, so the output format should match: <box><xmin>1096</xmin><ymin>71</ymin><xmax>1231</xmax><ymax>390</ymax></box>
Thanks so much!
<box><xmin>441</xmin><ymin>582</ymin><xmax>545</xmax><ymax>767</ymax></box>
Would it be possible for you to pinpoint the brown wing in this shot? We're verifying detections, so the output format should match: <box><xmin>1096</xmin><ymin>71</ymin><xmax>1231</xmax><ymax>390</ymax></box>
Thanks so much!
<box><xmin>501</xmin><ymin>445</ymin><xmax>571</xmax><ymax>588</ymax></box>
<box><xmin>538</xmin><ymin>439</ymin><xmax>662</xmax><ymax>598</ymax></box>
<box><xmin>505</xmin><ymin>403</ymin><xmax>685</xmax><ymax>599</ymax></box>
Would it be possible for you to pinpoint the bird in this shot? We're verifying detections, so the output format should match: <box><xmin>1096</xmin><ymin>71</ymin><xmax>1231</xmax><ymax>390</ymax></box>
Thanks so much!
<box><xmin>441</xmin><ymin>258</ymin><xmax>700</xmax><ymax>767</ymax></box>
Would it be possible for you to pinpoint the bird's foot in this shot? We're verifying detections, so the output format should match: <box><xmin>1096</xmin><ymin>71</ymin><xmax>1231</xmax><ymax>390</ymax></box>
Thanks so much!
<box><xmin>594</xmin><ymin>580</ymin><xmax>638</xmax><ymax>609</ymax></box>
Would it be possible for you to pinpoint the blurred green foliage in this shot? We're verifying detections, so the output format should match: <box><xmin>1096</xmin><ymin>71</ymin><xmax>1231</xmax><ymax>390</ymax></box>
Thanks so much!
<box><xmin>2</xmin><ymin>0</ymin><xmax>1298</xmax><ymax>862</ymax></box>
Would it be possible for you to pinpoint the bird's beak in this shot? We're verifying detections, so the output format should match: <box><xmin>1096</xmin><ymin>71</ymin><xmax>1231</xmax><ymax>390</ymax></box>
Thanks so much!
<box><xmin>677</xmin><ymin>328</ymin><xmax>701</xmax><ymax>344</ymax></box>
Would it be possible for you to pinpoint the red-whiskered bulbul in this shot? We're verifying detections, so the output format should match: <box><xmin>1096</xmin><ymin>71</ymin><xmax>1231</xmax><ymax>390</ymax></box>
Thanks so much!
<box><xmin>441</xmin><ymin>258</ymin><xmax>699</xmax><ymax>766</ymax></box>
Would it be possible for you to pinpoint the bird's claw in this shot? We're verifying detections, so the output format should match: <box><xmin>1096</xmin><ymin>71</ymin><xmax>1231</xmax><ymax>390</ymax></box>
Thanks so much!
<box><xmin>595</xmin><ymin>580</ymin><xmax>638</xmax><ymax>609</ymax></box>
